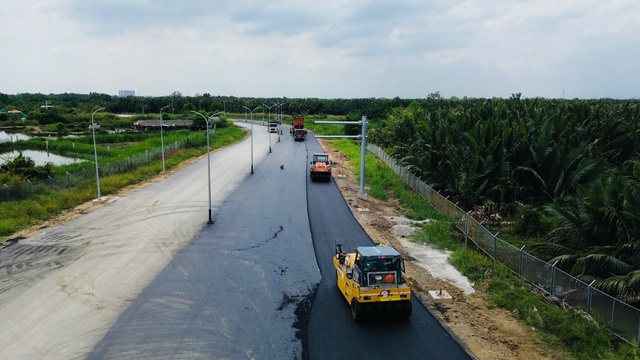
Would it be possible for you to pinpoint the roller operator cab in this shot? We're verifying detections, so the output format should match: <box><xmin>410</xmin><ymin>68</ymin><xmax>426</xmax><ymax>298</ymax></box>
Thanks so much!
<box><xmin>310</xmin><ymin>153</ymin><xmax>332</xmax><ymax>182</ymax></box>
<box><xmin>334</xmin><ymin>244</ymin><xmax>412</xmax><ymax>322</ymax></box>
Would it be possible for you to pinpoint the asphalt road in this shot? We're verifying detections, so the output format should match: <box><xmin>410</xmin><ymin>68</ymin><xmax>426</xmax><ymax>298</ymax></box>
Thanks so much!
<box><xmin>0</xmin><ymin>121</ymin><xmax>281</xmax><ymax>358</ymax></box>
<box><xmin>0</xmin><ymin>122</ymin><xmax>472</xmax><ymax>359</ymax></box>
<box><xmin>90</xmin><ymin>125</ymin><xmax>321</xmax><ymax>359</ymax></box>
<box><xmin>304</xmin><ymin>136</ymin><xmax>472</xmax><ymax>360</ymax></box>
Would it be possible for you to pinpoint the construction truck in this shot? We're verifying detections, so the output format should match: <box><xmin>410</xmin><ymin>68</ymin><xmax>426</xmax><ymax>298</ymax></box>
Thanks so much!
<box><xmin>334</xmin><ymin>243</ymin><xmax>412</xmax><ymax>322</ymax></box>
<box><xmin>291</xmin><ymin>117</ymin><xmax>306</xmax><ymax>141</ymax></box>
<box><xmin>309</xmin><ymin>153</ymin><xmax>332</xmax><ymax>182</ymax></box>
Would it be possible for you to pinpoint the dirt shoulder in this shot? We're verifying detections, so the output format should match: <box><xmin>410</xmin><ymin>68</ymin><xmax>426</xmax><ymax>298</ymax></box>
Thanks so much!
<box><xmin>319</xmin><ymin>140</ymin><xmax>560</xmax><ymax>360</ymax></box>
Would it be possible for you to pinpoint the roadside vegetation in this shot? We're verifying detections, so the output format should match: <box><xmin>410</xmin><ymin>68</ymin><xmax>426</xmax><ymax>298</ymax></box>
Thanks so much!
<box><xmin>326</xmin><ymin>138</ymin><xmax>639</xmax><ymax>360</ymax></box>
<box><xmin>369</xmin><ymin>95</ymin><xmax>640</xmax><ymax>309</ymax></box>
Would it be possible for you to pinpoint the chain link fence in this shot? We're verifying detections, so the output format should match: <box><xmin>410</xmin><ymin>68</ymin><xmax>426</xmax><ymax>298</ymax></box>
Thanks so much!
<box><xmin>1</xmin><ymin>139</ymin><xmax>189</xmax><ymax>202</ymax></box>
<box><xmin>368</xmin><ymin>143</ymin><xmax>640</xmax><ymax>345</ymax></box>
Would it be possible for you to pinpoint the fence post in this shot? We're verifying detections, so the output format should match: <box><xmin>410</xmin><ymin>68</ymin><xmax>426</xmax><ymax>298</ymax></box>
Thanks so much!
<box><xmin>66</xmin><ymin>172</ymin><xmax>71</xmax><ymax>187</ymax></box>
<box><xmin>464</xmin><ymin>210</ymin><xmax>472</xmax><ymax>250</ymax></box>
<box><xmin>550</xmin><ymin>260</ymin><xmax>559</xmax><ymax>296</ymax></box>
<box><xmin>465</xmin><ymin>210</ymin><xmax>471</xmax><ymax>238</ymax></box>
<box><xmin>27</xmin><ymin>179</ymin><xmax>32</xmax><ymax>193</ymax></box>
<box><xmin>493</xmin><ymin>231</ymin><xmax>498</xmax><ymax>261</ymax></box>
<box><xmin>478</xmin><ymin>218</ymin><xmax>485</xmax><ymax>245</ymax></box>
<box><xmin>3</xmin><ymin>184</ymin><xmax>8</xmax><ymax>201</ymax></box>
<box><xmin>519</xmin><ymin>245</ymin><xmax>526</xmax><ymax>275</ymax></box>
<box><xmin>454</xmin><ymin>201</ymin><xmax>459</xmax><ymax>225</ymax></box>
<box><xmin>587</xmin><ymin>279</ymin><xmax>596</xmax><ymax>314</ymax></box>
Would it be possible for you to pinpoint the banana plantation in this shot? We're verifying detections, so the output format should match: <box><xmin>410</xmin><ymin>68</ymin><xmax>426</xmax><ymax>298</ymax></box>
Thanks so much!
<box><xmin>369</xmin><ymin>94</ymin><xmax>640</xmax><ymax>306</ymax></box>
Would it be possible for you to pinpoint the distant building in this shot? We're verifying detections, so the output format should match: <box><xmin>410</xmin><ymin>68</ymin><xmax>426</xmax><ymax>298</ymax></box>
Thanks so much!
<box><xmin>6</xmin><ymin>109</ymin><xmax>27</xmax><ymax>120</ymax></box>
<box><xmin>119</xmin><ymin>90</ymin><xmax>135</xmax><ymax>97</ymax></box>
<box><xmin>171</xmin><ymin>91</ymin><xmax>182</xmax><ymax>97</ymax></box>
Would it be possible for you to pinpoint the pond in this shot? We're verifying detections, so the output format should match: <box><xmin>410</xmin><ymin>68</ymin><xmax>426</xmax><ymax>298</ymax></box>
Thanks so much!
<box><xmin>0</xmin><ymin>131</ymin><xmax>81</xmax><ymax>143</ymax></box>
<box><xmin>0</xmin><ymin>131</ymin><xmax>32</xmax><ymax>142</ymax></box>
<box><xmin>0</xmin><ymin>150</ymin><xmax>87</xmax><ymax>166</ymax></box>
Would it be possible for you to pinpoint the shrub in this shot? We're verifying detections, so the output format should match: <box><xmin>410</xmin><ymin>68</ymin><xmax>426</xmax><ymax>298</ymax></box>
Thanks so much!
<box><xmin>513</xmin><ymin>204</ymin><xmax>552</xmax><ymax>237</ymax></box>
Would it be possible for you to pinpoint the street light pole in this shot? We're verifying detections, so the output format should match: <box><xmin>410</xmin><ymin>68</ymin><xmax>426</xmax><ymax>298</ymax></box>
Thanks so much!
<box><xmin>263</xmin><ymin>103</ymin><xmax>274</xmax><ymax>123</ymax></box>
<box><xmin>242</xmin><ymin>105</ymin><xmax>261</xmax><ymax>174</ymax></box>
<box><xmin>159</xmin><ymin>105</ymin><xmax>170</xmax><ymax>172</ymax></box>
<box><xmin>190</xmin><ymin>110</ymin><xmax>224</xmax><ymax>224</ymax></box>
<box><xmin>263</xmin><ymin>103</ymin><xmax>275</xmax><ymax>153</ymax></box>
<box><xmin>91</xmin><ymin>107</ymin><xmax>105</xmax><ymax>201</ymax></box>
<box><xmin>274</xmin><ymin>102</ymin><xmax>286</xmax><ymax>141</ymax></box>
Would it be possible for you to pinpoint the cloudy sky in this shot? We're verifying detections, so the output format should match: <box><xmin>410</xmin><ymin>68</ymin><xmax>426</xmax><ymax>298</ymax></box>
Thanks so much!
<box><xmin>2</xmin><ymin>0</ymin><xmax>639</xmax><ymax>99</ymax></box>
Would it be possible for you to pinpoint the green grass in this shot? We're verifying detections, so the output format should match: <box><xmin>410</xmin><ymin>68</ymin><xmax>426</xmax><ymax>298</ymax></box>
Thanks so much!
<box><xmin>306</xmin><ymin>118</ymin><xmax>347</xmax><ymax>136</ymax></box>
<box><xmin>321</xmin><ymin>138</ymin><xmax>638</xmax><ymax>360</ymax></box>
<box><xmin>328</xmin><ymin>138</ymin><xmax>447</xmax><ymax>221</ymax></box>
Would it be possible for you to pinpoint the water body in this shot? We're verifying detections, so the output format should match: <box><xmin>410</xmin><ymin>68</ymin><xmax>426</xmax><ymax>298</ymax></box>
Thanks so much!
<box><xmin>0</xmin><ymin>131</ymin><xmax>80</xmax><ymax>143</ymax></box>
<box><xmin>0</xmin><ymin>150</ymin><xmax>86</xmax><ymax>166</ymax></box>
<box><xmin>0</xmin><ymin>131</ymin><xmax>32</xmax><ymax>142</ymax></box>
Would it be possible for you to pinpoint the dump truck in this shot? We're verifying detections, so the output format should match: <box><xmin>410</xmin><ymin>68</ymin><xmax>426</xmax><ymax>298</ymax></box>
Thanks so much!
<box><xmin>293</xmin><ymin>117</ymin><xmax>304</xmax><ymax>130</ymax></box>
<box><xmin>290</xmin><ymin>117</ymin><xmax>306</xmax><ymax>140</ymax></box>
<box><xmin>334</xmin><ymin>243</ymin><xmax>412</xmax><ymax>322</ymax></box>
<box><xmin>309</xmin><ymin>153</ymin><xmax>332</xmax><ymax>182</ymax></box>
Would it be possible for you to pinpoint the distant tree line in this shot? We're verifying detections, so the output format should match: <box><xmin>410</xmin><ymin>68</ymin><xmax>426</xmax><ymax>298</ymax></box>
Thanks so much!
<box><xmin>0</xmin><ymin>91</ymin><xmax>415</xmax><ymax>125</ymax></box>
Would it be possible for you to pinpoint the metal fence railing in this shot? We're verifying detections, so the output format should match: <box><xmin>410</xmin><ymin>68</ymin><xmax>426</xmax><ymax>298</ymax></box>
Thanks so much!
<box><xmin>1</xmin><ymin>139</ymin><xmax>189</xmax><ymax>203</ymax></box>
<box><xmin>368</xmin><ymin>143</ymin><xmax>640</xmax><ymax>345</ymax></box>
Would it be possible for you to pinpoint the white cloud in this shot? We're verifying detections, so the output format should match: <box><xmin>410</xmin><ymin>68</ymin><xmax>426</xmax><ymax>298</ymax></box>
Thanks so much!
<box><xmin>0</xmin><ymin>0</ymin><xmax>638</xmax><ymax>99</ymax></box>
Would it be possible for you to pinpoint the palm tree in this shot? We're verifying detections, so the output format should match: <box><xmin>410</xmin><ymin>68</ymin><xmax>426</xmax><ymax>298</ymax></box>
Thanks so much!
<box><xmin>544</xmin><ymin>162</ymin><xmax>640</xmax><ymax>305</ymax></box>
